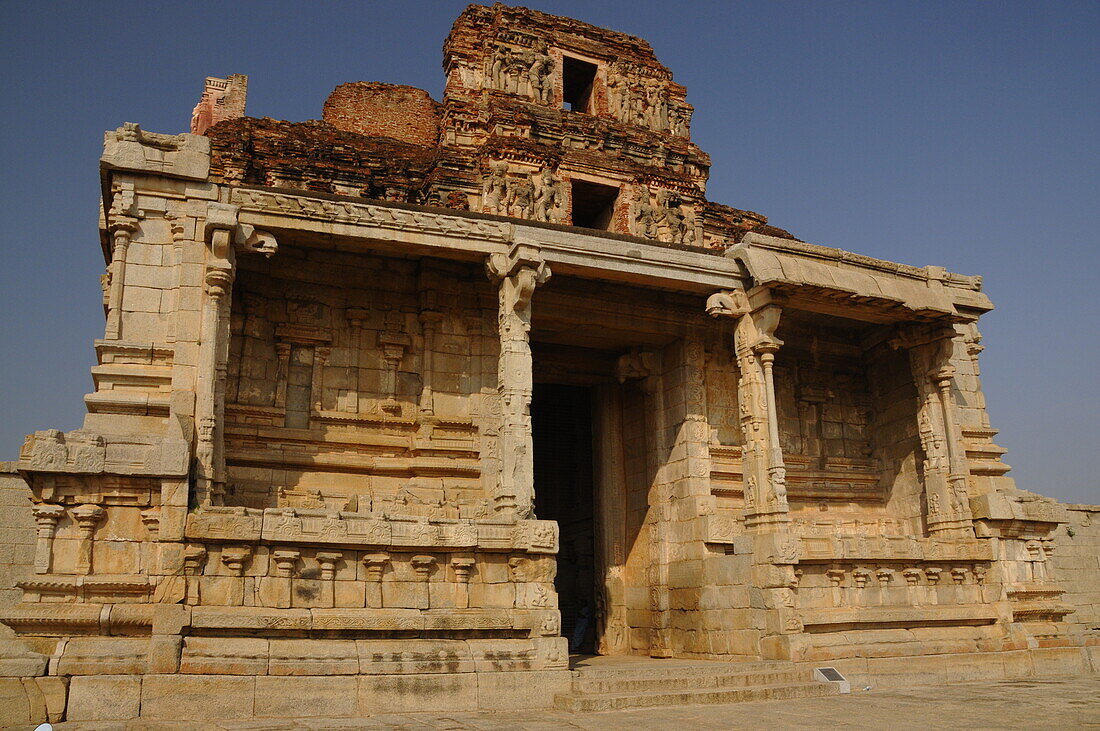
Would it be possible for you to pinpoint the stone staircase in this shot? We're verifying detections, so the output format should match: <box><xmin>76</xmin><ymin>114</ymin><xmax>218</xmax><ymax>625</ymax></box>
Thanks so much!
<box><xmin>554</xmin><ymin>656</ymin><xmax>841</xmax><ymax>712</ymax></box>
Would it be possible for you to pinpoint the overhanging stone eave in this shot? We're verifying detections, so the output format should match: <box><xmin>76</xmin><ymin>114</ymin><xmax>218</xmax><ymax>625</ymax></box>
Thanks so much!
<box><xmin>731</xmin><ymin>234</ymin><xmax>994</xmax><ymax>324</ymax></box>
<box><xmin>231</xmin><ymin>185</ymin><xmax>748</xmax><ymax>295</ymax></box>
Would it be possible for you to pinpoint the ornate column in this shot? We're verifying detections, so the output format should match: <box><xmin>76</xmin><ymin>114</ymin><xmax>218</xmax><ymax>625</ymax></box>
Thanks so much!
<box><xmin>31</xmin><ymin>504</ymin><xmax>65</xmax><ymax>574</ymax></box>
<box><xmin>891</xmin><ymin>325</ymin><xmax>974</xmax><ymax>537</ymax></box>
<box><xmin>196</xmin><ymin>205</ymin><xmax>279</xmax><ymax>506</ymax></box>
<box><xmin>706</xmin><ymin>288</ymin><xmax>789</xmax><ymax>531</ymax></box>
<box><xmin>486</xmin><ymin>244</ymin><xmax>551</xmax><ymax>518</ymax></box>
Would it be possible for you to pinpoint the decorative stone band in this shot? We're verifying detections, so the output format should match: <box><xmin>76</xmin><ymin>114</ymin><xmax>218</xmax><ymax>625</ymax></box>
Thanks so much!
<box><xmin>231</xmin><ymin>187</ymin><xmax>513</xmax><ymax>244</ymax></box>
<box><xmin>800</xmin><ymin>603</ymin><xmax>1000</xmax><ymax>630</ymax></box>
<box><xmin>18</xmin><ymin>428</ymin><xmax>189</xmax><ymax>478</ymax></box>
<box><xmin>0</xmin><ymin>603</ymin><xmax>559</xmax><ymax>638</ymax></box>
<box><xmin>0</xmin><ymin>602</ymin><xmax>152</xmax><ymax>636</ymax></box>
<box><xmin>185</xmin><ymin>508</ymin><xmax>559</xmax><ymax>554</ymax></box>
<box><xmin>800</xmin><ymin>535</ymin><xmax>994</xmax><ymax>563</ymax></box>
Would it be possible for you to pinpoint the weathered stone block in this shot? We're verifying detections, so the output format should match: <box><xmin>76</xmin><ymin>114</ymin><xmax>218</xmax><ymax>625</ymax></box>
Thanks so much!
<box><xmin>180</xmin><ymin>637</ymin><xmax>268</xmax><ymax>675</ymax></box>
<box><xmin>140</xmin><ymin>674</ymin><xmax>255</xmax><ymax>719</ymax></box>
<box><xmin>476</xmin><ymin>669</ymin><xmax>571</xmax><ymax>710</ymax></box>
<box><xmin>358</xmin><ymin>671</ymin><xmax>477</xmax><ymax>714</ymax></box>
<box><xmin>255</xmin><ymin>675</ymin><xmax>357</xmax><ymax>717</ymax></box>
<box><xmin>269</xmin><ymin>639</ymin><xmax>358</xmax><ymax>675</ymax></box>
<box><xmin>67</xmin><ymin>675</ymin><xmax>139</xmax><ymax>721</ymax></box>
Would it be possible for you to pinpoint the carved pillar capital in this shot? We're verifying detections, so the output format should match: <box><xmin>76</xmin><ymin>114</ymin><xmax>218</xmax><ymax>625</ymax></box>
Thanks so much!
<box><xmin>709</xmin><ymin>288</ymin><xmax>788</xmax><ymax>530</ymax></box>
<box><xmin>32</xmin><ymin>504</ymin><xmax>65</xmax><ymax>530</ymax></box>
<box><xmin>220</xmin><ymin>546</ymin><xmax>252</xmax><ymax>576</ymax></box>
<box><xmin>272</xmin><ymin>550</ymin><xmax>300</xmax><ymax>578</ymax></box>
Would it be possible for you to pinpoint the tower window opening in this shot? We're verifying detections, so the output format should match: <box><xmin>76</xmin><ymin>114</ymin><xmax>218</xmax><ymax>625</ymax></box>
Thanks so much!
<box><xmin>562</xmin><ymin>56</ymin><xmax>598</xmax><ymax>113</ymax></box>
<box><xmin>570</xmin><ymin>180</ymin><xmax>619</xmax><ymax>231</ymax></box>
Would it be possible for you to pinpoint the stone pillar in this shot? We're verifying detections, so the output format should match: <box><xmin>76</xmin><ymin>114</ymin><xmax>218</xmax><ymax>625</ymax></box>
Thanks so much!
<box><xmin>891</xmin><ymin>325</ymin><xmax>974</xmax><ymax>537</ymax></box>
<box><xmin>362</xmin><ymin>553</ymin><xmax>389</xmax><ymax>608</ymax></box>
<box><xmin>31</xmin><ymin>504</ymin><xmax>64</xmax><ymax>574</ymax></box>
<box><xmin>706</xmin><ymin>288</ymin><xmax>789</xmax><ymax>531</ymax></box>
<box><xmin>196</xmin><ymin>227</ymin><xmax>234</xmax><ymax>506</ymax></box>
<box><xmin>104</xmin><ymin>216</ymin><xmax>138</xmax><ymax>340</ymax></box>
<box><xmin>71</xmin><ymin>504</ymin><xmax>105</xmax><ymax>575</ymax></box>
<box><xmin>486</xmin><ymin>244</ymin><xmax>551</xmax><ymax>518</ymax></box>
<box><xmin>594</xmin><ymin>383</ymin><xmax>629</xmax><ymax>655</ymax></box>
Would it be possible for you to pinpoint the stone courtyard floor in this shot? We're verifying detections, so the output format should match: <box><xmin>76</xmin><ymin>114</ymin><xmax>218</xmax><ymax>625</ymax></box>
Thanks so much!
<box><xmin>42</xmin><ymin>674</ymin><xmax>1100</xmax><ymax>730</ymax></box>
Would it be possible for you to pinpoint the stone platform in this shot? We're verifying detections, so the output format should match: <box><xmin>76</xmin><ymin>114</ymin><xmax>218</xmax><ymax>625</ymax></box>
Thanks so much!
<box><xmin>22</xmin><ymin>676</ymin><xmax>1098</xmax><ymax>730</ymax></box>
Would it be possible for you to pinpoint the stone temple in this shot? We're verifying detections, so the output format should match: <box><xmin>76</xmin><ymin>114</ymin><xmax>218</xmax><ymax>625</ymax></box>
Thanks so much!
<box><xmin>2</xmin><ymin>3</ymin><xmax>1098</xmax><ymax>724</ymax></box>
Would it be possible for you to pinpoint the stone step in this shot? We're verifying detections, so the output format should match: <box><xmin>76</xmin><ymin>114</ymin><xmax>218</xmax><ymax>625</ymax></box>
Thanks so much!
<box><xmin>554</xmin><ymin>680</ymin><xmax>840</xmax><ymax>712</ymax></box>
<box><xmin>573</xmin><ymin>667</ymin><xmax>812</xmax><ymax>695</ymax></box>
<box><xmin>570</xmin><ymin>659</ymin><xmax>798</xmax><ymax>679</ymax></box>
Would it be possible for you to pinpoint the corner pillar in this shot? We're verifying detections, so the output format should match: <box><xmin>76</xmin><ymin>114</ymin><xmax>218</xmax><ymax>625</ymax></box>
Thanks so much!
<box><xmin>891</xmin><ymin>324</ymin><xmax>974</xmax><ymax>537</ymax></box>
<box><xmin>196</xmin><ymin>204</ymin><xmax>278</xmax><ymax>506</ymax></box>
<box><xmin>486</xmin><ymin>244</ymin><xmax>551</xmax><ymax>519</ymax></box>
<box><xmin>706</xmin><ymin>288</ymin><xmax>789</xmax><ymax>531</ymax></box>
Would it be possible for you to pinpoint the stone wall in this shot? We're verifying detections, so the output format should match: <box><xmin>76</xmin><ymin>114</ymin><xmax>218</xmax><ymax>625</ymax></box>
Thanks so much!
<box><xmin>0</xmin><ymin>465</ymin><xmax>33</xmax><ymax>641</ymax></box>
<box><xmin>1050</xmin><ymin>504</ymin><xmax>1100</xmax><ymax>638</ymax></box>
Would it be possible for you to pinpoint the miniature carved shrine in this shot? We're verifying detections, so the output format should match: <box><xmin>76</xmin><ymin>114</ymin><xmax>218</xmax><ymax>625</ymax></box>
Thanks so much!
<box><xmin>2</xmin><ymin>3</ymin><xmax>1095</xmax><ymax>722</ymax></box>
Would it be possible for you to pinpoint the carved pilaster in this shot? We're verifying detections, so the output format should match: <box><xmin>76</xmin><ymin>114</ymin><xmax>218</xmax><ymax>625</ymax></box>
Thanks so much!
<box><xmin>410</xmin><ymin>555</ymin><xmax>438</xmax><ymax>610</ymax></box>
<box><xmin>182</xmin><ymin>544</ymin><xmax>207</xmax><ymax>606</ymax></box>
<box><xmin>31</xmin><ymin>504</ymin><xmax>64</xmax><ymax>574</ymax></box>
<box><xmin>104</xmin><ymin>216</ymin><xmax>138</xmax><ymax>340</ymax></box>
<box><xmin>271</xmin><ymin>549</ymin><xmax>300</xmax><ymax>609</ymax></box>
<box><xmin>220</xmin><ymin>546</ymin><xmax>253</xmax><ymax>606</ymax></box>
<box><xmin>316</xmin><ymin>551</ymin><xmax>342</xmax><ymax>608</ymax></box>
<box><xmin>344</xmin><ymin>307</ymin><xmax>370</xmax><ymax>413</ymax></box>
<box><xmin>362</xmin><ymin>552</ymin><xmax>390</xmax><ymax>608</ymax></box>
<box><xmin>891</xmin><ymin>325</ymin><xmax>974</xmax><ymax>537</ymax></box>
<box><xmin>451</xmin><ymin>555</ymin><xmax>475</xmax><ymax>609</ymax></box>
<box><xmin>71</xmin><ymin>504</ymin><xmax>105</xmax><ymax>575</ymax></box>
<box><xmin>486</xmin><ymin>244</ymin><xmax>551</xmax><ymax>518</ymax></box>
<box><xmin>706</xmin><ymin>288</ymin><xmax>789</xmax><ymax>531</ymax></box>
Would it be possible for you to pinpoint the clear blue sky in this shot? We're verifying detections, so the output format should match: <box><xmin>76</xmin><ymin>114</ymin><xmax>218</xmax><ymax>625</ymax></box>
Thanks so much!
<box><xmin>1</xmin><ymin>1</ymin><xmax>1096</xmax><ymax>503</ymax></box>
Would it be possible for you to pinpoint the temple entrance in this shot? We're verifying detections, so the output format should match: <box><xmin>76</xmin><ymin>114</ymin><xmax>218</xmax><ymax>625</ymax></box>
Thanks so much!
<box><xmin>532</xmin><ymin>383</ymin><xmax>598</xmax><ymax>654</ymax></box>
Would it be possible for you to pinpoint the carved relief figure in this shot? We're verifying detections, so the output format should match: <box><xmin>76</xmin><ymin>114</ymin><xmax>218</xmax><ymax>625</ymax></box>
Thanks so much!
<box><xmin>633</xmin><ymin>188</ymin><xmax>657</xmax><ymax>239</ymax></box>
<box><xmin>532</xmin><ymin>168</ymin><xmax>562</xmax><ymax>222</ymax></box>
<box><xmin>527</xmin><ymin>42</ymin><xmax>553</xmax><ymax>104</ymax></box>
<box><xmin>483</xmin><ymin>161</ymin><xmax>508</xmax><ymax>215</ymax></box>
<box><xmin>507</xmin><ymin>176</ymin><xmax>534</xmax><ymax>218</ymax></box>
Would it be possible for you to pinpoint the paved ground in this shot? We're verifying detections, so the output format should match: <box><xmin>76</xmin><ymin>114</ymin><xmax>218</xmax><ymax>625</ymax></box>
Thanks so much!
<box><xmin>47</xmin><ymin>675</ymin><xmax>1100</xmax><ymax>730</ymax></box>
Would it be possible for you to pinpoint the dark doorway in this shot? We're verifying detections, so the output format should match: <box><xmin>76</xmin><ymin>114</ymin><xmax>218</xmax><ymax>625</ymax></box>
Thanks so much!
<box><xmin>532</xmin><ymin>383</ymin><xmax>597</xmax><ymax>654</ymax></box>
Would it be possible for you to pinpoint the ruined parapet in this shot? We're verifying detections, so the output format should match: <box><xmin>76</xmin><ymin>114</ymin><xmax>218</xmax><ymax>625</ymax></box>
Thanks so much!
<box><xmin>323</xmin><ymin>82</ymin><xmax>441</xmax><ymax>147</ymax></box>
<box><xmin>190</xmin><ymin>74</ymin><xmax>248</xmax><ymax>135</ymax></box>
